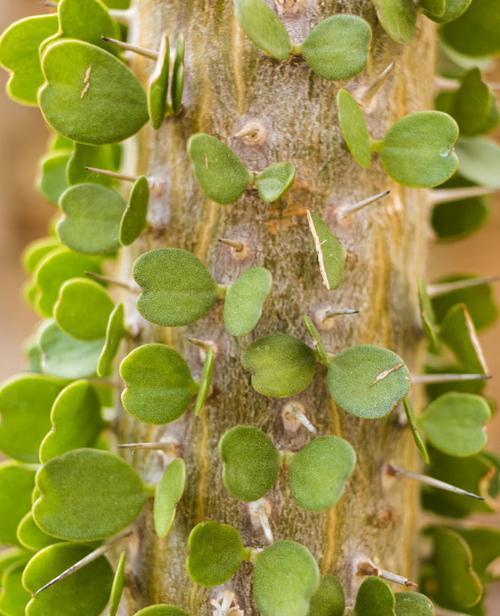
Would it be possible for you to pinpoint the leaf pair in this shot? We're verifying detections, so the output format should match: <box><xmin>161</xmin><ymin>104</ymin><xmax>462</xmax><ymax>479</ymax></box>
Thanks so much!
<box><xmin>188</xmin><ymin>133</ymin><xmax>295</xmax><ymax>204</ymax></box>
<box><xmin>441</xmin><ymin>0</ymin><xmax>500</xmax><ymax>57</ymax></box>
<box><xmin>337</xmin><ymin>89</ymin><xmax>459</xmax><ymax>187</ymax></box>
<box><xmin>220</xmin><ymin>426</ymin><xmax>356</xmax><ymax>511</ymax></box>
<box><xmin>235</xmin><ymin>0</ymin><xmax>372</xmax><ymax>81</ymax></box>
<box><xmin>354</xmin><ymin>576</ymin><xmax>434</xmax><ymax>616</ymax></box>
<box><xmin>149</xmin><ymin>34</ymin><xmax>185</xmax><ymax>128</ymax></box>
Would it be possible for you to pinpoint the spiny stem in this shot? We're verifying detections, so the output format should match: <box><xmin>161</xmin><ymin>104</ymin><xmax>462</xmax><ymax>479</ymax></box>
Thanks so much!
<box><xmin>335</xmin><ymin>190</ymin><xmax>390</xmax><ymax>222</ymax></box>
<box><xmin>34</xmin><ymin>530</ymin><xmax>132</xmax><ymax>595</ymax></box>
<box><xmin>84</xmin><ymin>166</ymin><xmax>138</xmax><ymax>183</ymax></box>
<box><xmin>188</xmin><ymin>337</ymin><xmax>218</xmax><ymax>355</ymax></box>
<box><xmin>356</xmin><ymin>559</ymin><xmax>417</xmax><ymax>588</ymax></box>
<box><xmin>315</xmin><ymin>307</ymin><xmax>359</xmax><ymax>331</ymax></box>
<box><xmin>85</xmin><ymin>271</ymin><xmax>139</xmax><ymax>294</ymax></box>
<box><xmin>412</xmin><ymin>373</ymin><xmax>492</xmax><ymax>385</ymax></box>
<box><xmin>101</xmin><ymin>36</ymin><xmax>158</xmax><ymax>61</ymax></box>
<box><xmin>427</xmin><ymin>275</ymin><xmax>500</xmax><ymax>298</ymax></box>
<box><xmin>356</xmin><ymin>62</ymin><xmax>396</xmax><ymax>108</ymax></box>
<box><xmin>217</xmin><ymin>237</ymin><xmax>248</xmax><ymax>257</ymax></box>
<box><xmin>429</xmin><ymin>185</ymin><xmax>500</xmax><ymax>204</ymax></box>
<box><xmin>248</xmin><ymin>500</ymin><xmax>274</xmax><ymax>545</ymax></box>
<box><xmin>282</xmin><ymin>402</ymin><xmax>318</xmax><ymax>434</ymax></box>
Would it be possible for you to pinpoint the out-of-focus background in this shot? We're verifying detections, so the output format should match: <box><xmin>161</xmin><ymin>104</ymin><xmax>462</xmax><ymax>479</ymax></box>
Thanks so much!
<box><xmin>0</xmin><ymin>0</ymin><xmax>498</xmax><ymax>612</ymax></box>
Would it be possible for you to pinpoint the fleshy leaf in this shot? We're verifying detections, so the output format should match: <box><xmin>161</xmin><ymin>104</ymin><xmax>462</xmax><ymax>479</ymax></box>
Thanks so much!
<box><xmin>440</xmin><ymin>303</ymin><xmax>488</xmax><ymax>374</ymax></box>
<box><xmin>455</xmin><ymin>137</ymin><xmax>500</xmax><ymax>187</ymax></box>
<box><xmin>0</xmin><ymin>561</ymin><xmax>31</xmax><ymax>616</ymax></box>
<box><xmin>372</xmin><ymin>0</ymin><xmax>416</xmax><ymax>44</ymax></box>
<box><xmin>307</xmin><ymin>211</ymin><xmax>346</xmax><ymax>291</ymax></box>
<box><xmin>148</xmin><ymin>33</ymin><xmax>170</xmax><ymax>129</ymax></box>
<box><xmin>255</xmin><ymin>162</ymin><xmax>295</xmax><ymax>203</ymax></box>
<box><xmin>17</xmin><ymin>512</ymin><xmax>58</xmax><ymax>552</ymax></box>
<box><xmin>447</xmin><ymin>68</ymin><xmax>498</xmax><ymax>136</ymax></box>
<box><xmin>219</xmin><ymin>425</ymin><xmax>280</xmax><ymax>502</ymax></box>
<box><xmin>441</xmin><ymin>0</ymin><xmax>500</xmax><ymax>57</ymax></box>
<box><xmin>289</xmin><ymin>436</ymin><xmax>356</xmax><ymax>511</ymax></box>
<box><xmin>37</xmin><ymin>151</ymin><xmax>70</xmax><ymax>205</ymax></box>
<box><xmin>433</xmin><ymin>0</ymin><xmax>472</xmax><ymax>24</ymax></box>
<box><xmin>354</xmin><ymin>576</ymin><xmax>395</xmax><ymax>616</ymax></box>
<box><xmin>224</xmin><ymin>267</ymin><xmax>273</xmax><ymax>336</ymax></box>
<box><xmin>120</xmin><ymin>176</ymin><xmax>150</xmax><ymax>246</ymax></box>
<box><xmin>420</xmin><ymin>0</ymin><xmax>446</xmax><ymax>19</ymax></box>
<box><xmin>154</xmin><ymin>459</ymin><xmax>186</xmax><ymax>538</ymax></box>
<box><xmin>307</xmin><ymin>575</ymin><xmax>345</xmax><ymax>616</ymax></box>
<box><xmin>109</xmin><ymin>552</ymin><xmax>126</xmax><ymax>616</ymax></box>
<box><xmin>328</xmin><ymin>345</ymin><xmax>410</xmax><ymax>419</ymax></box>
<box><xmin>22</xmin><ymin>237</ymin><xmax>61</xmax><ymax>275</ymax></box>
<box><xmin>134</xmin><ymin>606</ymin><xmax>189</xmax><ymax>616</ymax></box>
<box><xmin>97</xmin><ymin>303</ymin><xmax>126</xmax><ymax>377</ymax></box>
<box><xmin>67</xmin><ymin>142</ymin><xmax>121</xmax><ymax>186</ymax></box>
<box><xmin>0</xmin><ymin>463</ymin><xmax>35</xmax><ymax>546</ymax></box>
<box><xmin>242</xmin><ymin>334</ymin><xmax>317</xmax><ymax>398</ymax></box>
<box><xmin>454</xmin><ymin>527</ymin><xmax>500</xmax><ymax>583</ymax></box>
<box><xmin>33</xmin><ymin>448</ymin><xmax>148</xmax><ymax>541</ymax></box>
<box><xmin>337</xmin><ymin>89</ymin><xmax>372</xmax><ymax>168</ymax></box>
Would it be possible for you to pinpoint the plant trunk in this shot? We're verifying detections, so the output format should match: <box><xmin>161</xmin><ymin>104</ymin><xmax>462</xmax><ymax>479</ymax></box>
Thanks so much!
<box><xmin>118</xmin><ymin>1</ymin><xmax>434</xmax><ymax>613</ymax></box>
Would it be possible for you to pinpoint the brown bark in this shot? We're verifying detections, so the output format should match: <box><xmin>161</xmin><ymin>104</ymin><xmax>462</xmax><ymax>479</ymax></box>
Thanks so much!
<box><xmin>118</xmin><ymin>1</ymin><xmax>434</xmax><ymax>613</ymax></box>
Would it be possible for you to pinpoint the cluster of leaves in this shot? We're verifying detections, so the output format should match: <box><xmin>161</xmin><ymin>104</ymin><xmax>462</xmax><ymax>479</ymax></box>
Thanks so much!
<box><xmin>0</xmin><ymin>0</ymin><xmax>498</xmax><ymax>615</ymax></box>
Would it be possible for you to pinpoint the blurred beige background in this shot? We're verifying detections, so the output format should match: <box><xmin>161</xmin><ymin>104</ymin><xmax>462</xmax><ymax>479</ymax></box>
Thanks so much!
<box><xmin>0</xmin><ymin>1</ymin><xmax>498</xmax><ymax>612</ymax></box>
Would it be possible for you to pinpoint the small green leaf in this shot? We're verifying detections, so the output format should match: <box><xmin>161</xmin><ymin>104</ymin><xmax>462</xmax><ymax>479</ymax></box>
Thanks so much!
<box><xmin>154</xmin><ymin>459</ymin><xmax>186</xmax><ymax>538</ymax></box>
<box><xmin>134</xmin><ymin>248</ymin><xmax>218</xmax><ymax>327</ymax></box>
<box><xmin>307</xmin><ymin>575</ymin><xmax>345</xmax><ymax>616</ymax></box>
<box><xmin>109</xmin><ymin>552</ymin><xmax>126</xmax><ymax>616</ymax></box>
<box><xmin>54</xmin><ymin>278</ymin><xmax>114</xmax><ymax>340</ymax></box>
<box><xmin>219</xmin><ymin>425</ymin><xmax>280</xmax><ymax>502</ymax></box>
<box><xmin>403</xmin><ymin>398</ymin><xmax>430</xmax><ymax>465</ymax></box>
<box><xmin>234</xmin><ymin>0</ymin><xmax>293</xmax><ymax>61</ymax></box>
<box><xmin>134</xmin><ymin>607</ymin><xmax>189</xmax><ymax>616</ymax></box>
<box><xmin>455</xmin><ymin>137</ymin><xmax>500</xmax><ymax>187</ymax></box>
<box><xmin>307</xmin><ymin>211</ymin><xmax>346</xmax><ymax>291</ymax></box>
<box><xmin>148</xmin><ymin>33</ymin><xmax>170</xmax><ymax>129</ymax></box>
<box><xmin>22</xmin><ymin>237</ymin><xmax>61</xmax><ymax>275</ymax></box>
<box><xmin>224</xmin><ymin>267</ymin><xmax>273</xmax><ymax>336</ymax></box>
<box><xmin>187</xmin><ymin>521</ymin><xmax>248</xmax><ymax>587</ymax></box>
<box><xmin>39</xmin><ymin>40</ymin><xmax>148</xmax><ymax>145</ymax></box>
<box><xmin>67</xmin><ymin>142</ymin><xmax>121</xmax><ymax>186</ymax></box>
<box><xmin>328</xmin><ymin>345</ymin><xmax>410</xmax><ymax>419</ymax></box>
<box><xmin>120</xmin><ymin>343</ymin><xmax>197</xmax><ymax>424</ymax></box>
<box><xmin>0</xmin><ymin>561</ymin><xmax>31</xmax><ymax>616</ymax></box>
<box><xmin>418</xmin><ymin>278</ymin><xmax>439</xmax><ymax>353</ymax></box>
<box><xmin>58</xmin><ymin>183</ymin><xmax>126</xmax><ymax>255</ymax></box>
<box><xmin>171</xmin><ymin>35</ymin><xmax>185</xmax><ymax>115</ymax></box>
<box><xmin>447</xmin><ymin>68</ymin><xmax>498</xmax><ymax>136</ymax></box>
<box><xmin>37</xmin><ymin>151</ymin><xmax>70</xmax><ymax>205</ymax></box>
<box><xmin>432</xmin><ymin>0</ymin><xmax>472</xmax><ymax>24</ymax></box>
<box><xmin>420</xmin><ymin>392</ymin><xmax>490</xmax><ymax>457</ymax></box>
<box><xmin>242</xmin><ymin>334</ymin><xmax>317</xmax><ymax>398</ymax></box>
<box><xmin>187</xmin><ymin>133</ymin><xmax>253</xmax><ymax>204</ymax></box>
<box><xmin>379</xmin><ymin>111</ymin><xmax>459</xmax><ymax>188</ymax></box>
<box><xmin>33</xmin><ymin>448</ymin><xmax>148</xmax><ymax>541</ymax></box>
<box><xmin>454</xmin><ymin>526</ymin><xmax>500</xmax><ymax>583</ymax></box>
<box><xmin>120</xmin><ymin>176</ymin><xmax>150</xmax><ymax>246</ymax></box>
<box><xmin>97</xmin><ymin>303</ymin><xmax>126</xmax><ymax>377</ymax></box>
<box><xmin>23</xmin><ymin>543</ymin><xmax>114</xmax><ymax>616</ymax></box>
<box><xmin>441</xmin><ymin>0</ymin><xmax>500</xmax><ymax>57</ymax></box>
<box><xmin>194</xmin><ymin>348</ymin><xmax>215</xmax><ymax>416</ymax></box>
<box><xmin>289</xmin><ymin>436</ymin><xmax>356</xmax><ymax>511</ymax></box>
<box><xmin>0</xmin><ymin>15</ymin><xmax>58</xmax><ymax>105</ymax></box>
<box><xmin>300</xmin><ymin>15</ymin><xmax>371</xmax><ymax>81</ymax></box>
<box><xmin>256</xmin><ymin>162</ymin><xmax>295</xmax><ymax>203</ymax></box>
<box><xmin>372</xmin><ymin>0</ymin><xmax>416</xmax><ymax>44</ymax></box>
<box><xmin>337</xmin><ymin>89</ymin><xmax>372</xmax><ymax>168</ymax></box>
<box><xmin>39</xmin><ymin>380</ymin><xmax>105</xmax><ymax>463</ymax></box>
<box><xmin>304</xmin><ymin>316</ymin><xmax>329</xmax><ymax>366</ymax></box>
<box><xmin>0</xmin><ymin>549</ymin><xmax>28</xmax><ymax>578</ymax></box>
<box><xmin>0</xmin><ymin>374</ymin><xmax>63</xmax><ymax>463</ymax></box>
<box><xmin>253</xmin><ymin>540</ymin><xmax>320</xmax><ymax>616</ymax></box>
<box><xmin>16</xmin><ymin>512</ymin><xmax>58</xmax><ymax>552</ymax></box>
<box><xmin>0</xmin><ymin>463</ymin><xmax>35</xmax><ymax>546</ymax></box>
<box><xmin>420</xmin><ymin>0</ymin><xmax>446</xmax><ymax>19</ymax></box>
<box><xmin>354</xmin><ymin>577</ymin><xmax>395</xmax><ymax>616</ymax></box>
<box><xmin>440</xmin><ymin>303</ymin><xmax>488</xmax><ymax>374</ymax></box>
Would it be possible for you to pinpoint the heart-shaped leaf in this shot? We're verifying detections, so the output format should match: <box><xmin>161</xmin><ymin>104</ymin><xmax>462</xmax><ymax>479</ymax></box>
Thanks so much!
<box><xmin>0</xmin><ymin>463</ymin><xmax>35</xmax><ymax>546</ymax></box>
<box><xmin>37</xmin><ymin>151</ymin><xmax>70</xmax><ymax>205</ymax></box>
<box><xmin>170</xmin><ymin>35</ymin><xmax>185</xmax><ymax>115</ymax></box>
<box><xmin>187</xmin><ymin>133</ymin><xmax>253</xmax><ymax>204</ymax></box>
<box><xmin>33</xmin><ymin>448</ymin><xmax>148</xmax><ymax>541</ymax></box>
<box><xmin>420</xmin><ymin>392</ymin><xmax>490</xmax><ymax>457</ymax></box>
<box><xmin>253</xmin><ymin>540</ymin><xmax>320</xmax><ymax>616</ymax></box>
<box><xmin>58</xmin><ymin>183</ymin><xmax>126</xmax><ymax>255</ymax></box>
<box><xmin>97</xmin><ymin>303</ymin><xmax>126</xmax><ymax>377</ymax></box>
<box><xmin>255</xmin><ymin>162</ymin><xmax>295</xmax><ymax>203</ymax></box>
<box><xmin>242</xmin><ymin>334</ymin><xmax>317</xmax><ymax>398</ymax></box>
<box><xmin>120</xmin><ymin>176</ymin><xmax>150</xmax><ymax>246</ymax></box>
<box><xmin>187</xmin><ymin>521</ymin><xmax>249</xmax><ymax>587</ymax></box>
<box><xmin>395</xmin><ymin>592</ymin><xmax>434</xmax><ymax>615</ymax></box>
<box><xmin>441</xmin><ymin>0</ymin><xmax>500</xmax><ymax>57</ymax></box>
<box><xmin>0</xmin><ymin>560</ymin><xmax>31</xmax><ymax>616</ymax></box>
<box><xmin>354</xmin><ymin>577</ymin><xmax>395</xmax><ymax>616</ymax></box>
<box><xmin>454</xmin><ymin>527</ymin><xmax>500</xmax><ymax>583</ymax></box>
<box><xmin>67</xmin><ymin>142</ymin><xmax>121</xmax><ymax>186</ymax></box>
<box><xmin>0</xmin><ymin>375</ymin><xmax>63</xmax><ymax>463</ymax></box>
<box><xmin>0</xmin><ymin>549</ymin><xmax>28</xmax><ymax>577</ymax></box>
<box><xmin>39</xmin><ymin>380</ymin><xmax>105</xmax><ymax>463</ymax></box>
<box><xmin>109</xmin><ymin>552</ymin><xmax>126</xmax><ymax>616</ymax></box>
<box><xmin>455</xmin><ymin>137</ymin><xmax>500</xmax><ymax>187</ymax></box>
<box><xmin>0</xmin><ymin>15</ymin><xmax>58</xmax><ymax>105</ymax></box>
<box><xmin>39</xmin><ymin>40</ymin><xmax>148</xmax><ymax>145</ymax></box>
<box><xmin>440</xmin><ymin>303</ymin><xmax>488</xmax><ymax>374</ymax></box>
<box><xmin>219</xmin><ymin>425</ymin><xmax>280</xmax><ymax>502</ymax></box>
<box><xmin>300</xmin><ymin>15</ymin><xmax>371</xmax><ymax>81</ymax></box>
<box><xmin>148</xmin><ymin>33</ymin><xmax>170</xmax><ymax>129</ymax></box>
<box><xmin>328</xmin><ymin>345</ymin><xmax>410</xmax><ymax>419</ymax></box>
<box><xmin>22</xmin><ymin>237</ymin><xmax>61</xmax><ymax>275</ymax></box>
<box><xmin>234</xmin><ymin>0</ymin><xmax>292</xmax><ymax>61</ymax></box>
<box><xmin>420</xmin><ymin>0</ymin><xmax>446</xmax><ymax>18</ymax></box>
<box><xmin>134</xmin><ymin>607</ymin><xmax>189</xmax><ymax>616</ymax></box>
<box><xmin>224</xmin><ymin>267</ymin><xmax>273</xmax><ymax>336</ymax></box>
<box><xmin>23</xmin><ymin>543</ymin><xmax>114</xmax><ymax>616</ymax></box>
<box><xmin>371</xmin><ymin>0</ymin><xmax>416</xmax><ymax>44</ymax></box>
<box><xmin>54</xmin><ymin>278</ymin><xmax>114</xmax><ymax>340</ymax></box>
<box><xmin>433</xmin><ymin>0</ymin><xmax>472</xmax><ymax>24</ymax></box>
<box><xmin>337</xmin><ymin>89</ymin><xmax>372</xmax><ymax>168</ymax></box>
<box><xmin>154</xmin><ymin>459</ymin><xmax>186</xmax><ymax>538</ymax></box>
<box><xmin>17</xmin><ymin>512</ymin><xmax>58</xmax><ymax>552</ymax></box>
<box><xmin>194</xmin><ymin>348</ymin><xmax>215</xmax><ymax>417</ymax></box>
<box><xmin>307</xmin><ymin>211</ymin><xmax>346</xmax><ymax>291</ymax></box>
<box><xmin>134</xmin><ymin>248</ymin><xmax>218</xmax><ymax>327</ymax></box>
<box><xmin>289</xmin><ymin>436</ymin><xmax>356</xmax><ymax>511</ymax></box>
<box><xmin>378</xmin><ymin>111</ymin><xmax>459</xmax><ymax>188</ymax></box>
<box><xmin>120</xmin><ymin>343</ymin><xmax>197</xmax><ymax>424</ymax></box>
<box><xmin>418</xmin><ymin>278</ymin><xmax>439</xmax><ymax>353</ymax></box>
<box><xmin>307</xmin><ymin>575</ymin><xmax>345</xmax><ymax>616</ymax></box>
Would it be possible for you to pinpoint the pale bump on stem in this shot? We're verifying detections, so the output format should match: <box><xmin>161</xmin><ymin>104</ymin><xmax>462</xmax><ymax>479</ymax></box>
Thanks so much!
<box><xmin>427</xmin><ymin>275</ymin><xmax>500</xmax><ymax>298</ymax></box>
<box><xmin>282</xmin><ymin>402</ymin><xmax>318</xmax><ymax>434</ymax></box>
<box><xmin>234</xmin><ymin>121</ymin><xmax>267</xmax><ymax>146</ymax></box>
<box><xmin>429</xmin><ymin>185</ymin><xmax>500</xmax><ymax>205</ymax></box>
<box><xmin>188</xmin><ymin>337</ymin><xmax>218</xmax><ymax>358</ymax></box>
<box><xmin>101</xmin><ymin>36</ymin><xmax>158</xmax><ymax>61</ymax></box>
<box><xmin>210</xmin><ymin>589</ymin><xmax>244</xmax><ymax>616</ymax></box>
<box><xmin>314</xmin><ymin>306</ymin><xmax>360</xmax><ymax>331</ymax></box>
<box><xmin>248</xmin><ymin>499</ymin><xmax>274</xmax><ymax>545</ymax></box>
<box><xmin>334</xmin><ymin>190</ymin><xmax>391</xmax><ymax>223</ymax></box>
<box><xmin>355</xmin><ymin>62</ymin><xmax>396</xmax><ymax>110</ymax></box>
<box><xmin>354</xmin><ymin>556</ymin><xmax>417</xmax><ymax>588</ymax></box>
<box><xmin>217</xmin><ymin>237</ymin><xmax>250</xmax><ymax>260</ymax></box>
<box><xmin>85</xmin><ymin>271</ymin><xmax>139</xmax><ymax>295</ymax></box>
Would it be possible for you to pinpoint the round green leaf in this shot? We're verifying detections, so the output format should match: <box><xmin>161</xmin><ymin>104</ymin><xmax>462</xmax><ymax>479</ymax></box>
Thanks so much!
<box><xmin>67</xmin><ymin>142</ymin><xmax>121</xmax><ymax>186</ymax></box>
<box><xmin>0</xmin><ymin>561</ymin><xmax>31</xmax><ymax>616</ymax></box>
<box><xmin>440</xmin><ymin>303</ymin><xmax>488</xmax><ymax>373</ymax></box>
<box><xmin>307</xmin><ymin>575</ymin><xmax>345</xmax><ymax>616</ymax></box>
<box><xmin>37</xmin><ymin>151</ymin><xmax>70</xmax><ymax>205</ymax></box>
<box><xmin>16</xmin><ymin>512</ymin><xmax>58</xmax><ymax>552</ymax></box>
<box><xmin>395</xmin><ymin>592</ymin><xmax>435</xmax><ymax>615</ymax></box>
<box><xmin>187</xmin><ymin>521</ymin><xmax>248</xmax><ymax>587</ymax></box>
<box><xmin>455</xmin><ymin>137</ymin><xmax>500</xmax><ymax>187</ymax></box>
<box><xmin>219</xmin><ymin>425</ymin><xmax>280</xmax><ymax>502</ymax></box>
<box><xmin>33</xmin><ymin>448</ymin><xmax>148</xmax><ymax>541</ymax></box>
<box><xmin>300</xmin><ymin>15</ymin><xmax>371</xmax><ymax>81</ymax></box>
<box><xmin>0</xmin><ymin>463</ymin><xmax>35</xmax><ymax>546</ymax></box>
<box><xmin>420</xmin><ymin>0</ymin><xmax>446</xmax><ymax>19</ymax></box>
<box><xmin>23</xmin><ymin>543</ymin><xmax>114</xmax><ymax>616</ymax></box>
<box><xmin>154</xmin><ymin>458</ymin><xmax>186</xmax><ymax>538</ymax></box>
<box><xmin>372</xmin><ymin>0</ymin><xmax>416</xmax><ymax>44</ymax></box>
<box><xmin>224</xmin><ymin>267</ymin><xmax>273</xmax><ymax>336</ymax></box>
<box><xmin>58</xmin><ymin>183</ymin><xmax>126</xmax><ymax>255</ymax></box>
<box><xmin>187</xmin><ymin>133</ymin><xmax>253</xmax><ymax>204</ymax></box>
<box><xmin>431</xmin><ymin>0</ymin><xmax>472</xmax><ymax>24</ymax></box>
<box><xmin>328</xmin><ymin>345</ymin><xmax>410</xmax><ymax>419</ymax></box>
<box><xmin>0</xmin><ymin>15</ymin><xmax>58</xmax><ymax>105</ymax></box>
<box><xmin>39</xmin><ymin>380</ymin><xmax>105</xmax><ymax>463</ymax></box>
<box><xmin>39</xmin><ymin>40</ymin><xmax>148</xmax><ymax>145</ymax></box>
<box><xmin>55</xmin><ymin>278</ymin><xmax>114</xmax><ymax>340</ymax></box>
<box><xmin>242</xmin><ymin>334</ymin><xmax>316</xmax><ymax>398</ymax></box>
<box><xmin>148</xmin><ymin>33</ymin><xmax>170</xmax><ymax>129</ymax></box>
<box><xmin>454</xmin><ymin>526</ymin><xmax>500</xmax><ymax>582</ymax></box>
<box><xmin>134</xmin><ymin>607</ymin><xmax>189</xmax><ymax>616</ymax></box>
<box><xmin>354</xmin><ymin>577</ymin><xmax>395</xmax><ymax>616</ymax></box>
<box><xmin>337</xmin><ymin>89</ymin><xmax>372</xmax><ymax>168</ymax></box>
<box><xmin>0</xmin><ymin>549</ymin><xmax>28</xmax><ymax>578</ymax></box>
<box><xmin>448</xmin><ymin>68</ymin><xmax>498</xmax><ymax>136</ymax></box>
<box><xmin>234</xmin><ymin>0</ymin><xmax>292</xmax><ymax>61</ymax></box>
<box><xmin>0</xmin><ymin>374</ymin><xmax>63</xmax><ymax>463</ymax></box>
<box><xmin>120</xmin><ymin>176</ymin><xmax>150</xmax><ymax>246</ymax></box>
<box><xmin>109</xmin><ymin>552</ymin><xmax>126</xmax><ymax>616</ymax></box>
<box><xmin>255</xmin><ymin>162</ymin><xmax>296</xmax><ymax>203</ymax></box>
<box><xmin>441</xmin><ymin>0</ymin><xmax>500</xmax><ymax>57</ymax></box>
<box><xmin>420</xmin><ymin>392</ymin><xmax>490</xmax><ymax>457</ymax></box>
<box><xmin>97</xmin><ymin>303</ymin><xmax>126</xmax><ymax>377</ymax></box>
<box><xmin>289</xmin><ymin>436</ymin><xmax>356</xmax><ymax>511</ymax></box>
<box><xmin>134</xmin><ymin>248</ymin><xmax>218</xmax><ymax>327</ymax></box>
<box><xmin>22</xmin><ymin>237</ymin><xmax>61</xmax><ymax>275</ymax></box>
<box><xmin>307</xmin><ymin>211</ymin><xmax>346</xmax><ymax>291</ymax></box>
<box><xmin>120</xmin><ymin>343</ymin><xmax>197</xmax><ymax>424</ymax></box>
<box><xmin>253</xmin><ymin>540</ymin><xmax>320</xmax><ymax>616</ymax></box>
<box><xmin>379</xmin><ymin>111</ymin><xmax>459</xmax><ymax>188</ymax></box>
